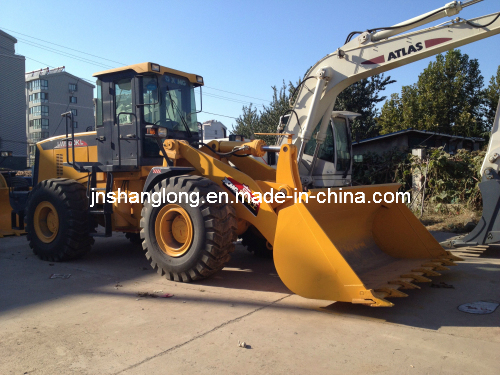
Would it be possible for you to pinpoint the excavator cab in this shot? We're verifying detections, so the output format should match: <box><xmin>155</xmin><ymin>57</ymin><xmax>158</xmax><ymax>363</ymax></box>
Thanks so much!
<box><xmin>302</xmin><ymin>111</ymin><xmax>359</xmax><ymax>187</ymax></box>
<box><xmin>92</xmin><ymin>63</ymin><xmax>203</xmax><ymax>171</ymax></box>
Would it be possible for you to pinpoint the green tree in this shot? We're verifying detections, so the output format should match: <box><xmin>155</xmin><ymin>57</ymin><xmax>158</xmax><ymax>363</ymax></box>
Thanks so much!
<box><xmin>232</xmin><ymin>81</ymin><xmax>297</xmax><ymax>145</ymax></box>
<box><xmin>233</xmin><ymin>74</ymin><xmax>394</xmax><ymax>143</ymax></box>
<box><xmin>378</xmin><ymin>50</ymin><xmax>485</xmax><ymax>137</ymax></box>
<box><xmin>484</xmin><ymin>66</ymin><xmax>500</xmax><ymax>133</ymax></box>
<box><xmin>231</xmin><ymin>103</ymin><xmax>260</xmax><ymax>139</ymax></box>
<box><xmin>334</xmin><ymin>74</ymin><xmax>395</xmax><ymax>141</ymax></box>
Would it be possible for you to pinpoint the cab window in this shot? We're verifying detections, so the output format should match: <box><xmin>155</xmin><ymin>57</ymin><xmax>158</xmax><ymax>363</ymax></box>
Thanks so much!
<box><xmin>304</xmin><ymin>120</ymin><xmax>334</xmax><ymax>162</ymax></box>
<box><xmin>333</xmin><ymin>118</ymin><xmax>351</xmax><ymax>172</ymax></box>
<box><xmin>303</xmin><ymin>118</ymin><xmax>350</xmax><ymax>172</ymax></box>
<box><xmin>96</xmin><ymin>80</ymin><xmax>103</xmax><ymax>127</ymax></box>
<box><xmin>115</xmin><ymin>78</ymin><xmax>133</xmax><ymax>125</ymax></box>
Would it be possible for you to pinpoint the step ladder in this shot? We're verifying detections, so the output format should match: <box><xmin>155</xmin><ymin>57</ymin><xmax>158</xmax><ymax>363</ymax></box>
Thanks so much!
<box><xmin>86</xmin><ymin>166</ymin><xmax>113</xmax><ymax>237</ymax></box>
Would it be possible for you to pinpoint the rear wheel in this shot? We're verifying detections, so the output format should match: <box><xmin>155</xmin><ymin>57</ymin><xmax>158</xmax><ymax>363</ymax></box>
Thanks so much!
<box><xmin>25</xmin><ymin>178</ymin><xmax>94</xmax><ymax>261</ymax></box>
<box><xmin>140</xmin><ymin>175</ymin><xmax>237</xmax><ymax>282</ymax></box>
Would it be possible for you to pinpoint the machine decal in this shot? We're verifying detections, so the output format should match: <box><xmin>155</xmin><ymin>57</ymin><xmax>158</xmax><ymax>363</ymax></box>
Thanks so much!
<box><xmin>362</xmin><ymin>38</ymin><xmax>452</xmax><ymax>65</ymax></box>
<box><xmin>40</xmin><ymin>134</ymin><xmax>97</xmax><ymax>150</ymax></box>
<box><xmin>222</xmin><ymin>177</ymin><xmax>260</xmax><ymax>216</ymax></box>
<box><xmin>424</xmin><ymin>37</ymin><xmax>452</xmax><ymax>48</ymax></box>
<box><xmin>361</xmin><ymin>55</ymin><xmax>386</xmax><ymax>65</ymax></box>
<box><xmin>54</xmin><ymin>139</ymin><xmax>88</xmax><ymax>149</ymax></box>
<box><xmin>387</xmin><ymin>42</ymin><xmax>423</xmax><ymax>61</ymax></box>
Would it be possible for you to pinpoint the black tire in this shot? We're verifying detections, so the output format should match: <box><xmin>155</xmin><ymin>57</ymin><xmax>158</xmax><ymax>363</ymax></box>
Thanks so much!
<box><xmin>125</xmin><ymin>232</ymin><xmax>142</xmax><ymax>245</ymax></box>
<box><xmin>240</xmin><ymin>226</ymin><xmax>273</xmax><ymax>258</ymax></box>
<box><xmin>140</xmin><ymin>175</ymin><xmax>237</xmax><ymax>282</ymax></box>
<box><xmin>25</xmin><ymin>178</ymin><xmax>94</xmax><ymax>261</ymax></box>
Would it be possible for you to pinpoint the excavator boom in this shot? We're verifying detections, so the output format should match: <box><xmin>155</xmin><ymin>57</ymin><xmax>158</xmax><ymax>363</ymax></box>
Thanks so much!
<box><xmin>282</xmin><ymin>1</ymin><xmax>500</xmax><ymax>187</ymax></box>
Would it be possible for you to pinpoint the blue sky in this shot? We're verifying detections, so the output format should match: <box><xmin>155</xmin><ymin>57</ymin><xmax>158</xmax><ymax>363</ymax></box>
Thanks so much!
<box><xmin>2</xmin><ymin>0</ymin><xmax>499</xmax><ymax>130</ymax></box>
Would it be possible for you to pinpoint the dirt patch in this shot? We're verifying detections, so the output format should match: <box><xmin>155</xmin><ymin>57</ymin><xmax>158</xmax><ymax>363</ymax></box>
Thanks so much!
<box><xmin>420</xmin><ymin>207</ymin><xmax>480</xmax><ymax>233</ymax></box>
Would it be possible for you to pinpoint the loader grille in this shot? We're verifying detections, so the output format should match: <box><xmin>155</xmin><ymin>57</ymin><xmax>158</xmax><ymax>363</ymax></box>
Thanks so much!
<box><xmin>56</xmin><ymin>154</ymin><xmax>63</xmax><ymax>176</ymax></box>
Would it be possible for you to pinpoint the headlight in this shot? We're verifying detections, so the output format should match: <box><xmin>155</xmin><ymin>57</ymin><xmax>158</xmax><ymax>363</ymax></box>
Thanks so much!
<box><xmin>151</xmin><ymin>63</ymin><xmax>160</xmax><ymax>72</ymax></box>
<box><xmin>196</xmin><ymin>75</ymin><xmax>204</xmax><ymax>84</ymax></box>
<box><xmin>158</xmin><ymin>127</ymin><xmax>167</xmax><ymax>137</ymax></box>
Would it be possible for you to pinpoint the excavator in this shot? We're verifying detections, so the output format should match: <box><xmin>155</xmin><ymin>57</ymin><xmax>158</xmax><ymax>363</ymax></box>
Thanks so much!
<box><xmin>442</xmin><ymin>97</ymin><xmax>500</xmax><ymax>248</ymax></box>
<box><xmin>5</xmin><ymin>0</ymin><xmax>500</xmax><ymax>307</ymax></box>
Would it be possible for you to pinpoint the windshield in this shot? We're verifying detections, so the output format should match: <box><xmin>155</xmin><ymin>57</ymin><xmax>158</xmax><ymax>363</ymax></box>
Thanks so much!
<box><xmin>332</xmin><ymin>118</ymin><xmax>350</xmax><ymax>172</ymax></box>
<box><xmin>142</xmin><ymin>73</ymin><xmax>198</xmax><ymax>133</ymax></box>
<box><xmin>304</xmin><ymin>117</ymin><xmax>351</xmax><ymax>172</ymax></box>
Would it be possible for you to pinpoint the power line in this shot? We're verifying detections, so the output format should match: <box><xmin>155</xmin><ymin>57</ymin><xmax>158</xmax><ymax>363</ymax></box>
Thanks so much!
<box><xmin>25</xmin><ymin>56</ymin><xmax>55</xmax><ymax>68</ymax></box>
<box><xmin>204</xmin><ymin>86</ymin><xmax>271</xmax><ymax>102</ymax></box>
<box><xmin>18</xmin><ymin>38</ymin><xmax>113</xmax><ymax>69</ymax></box>
<box><xmin>201</xmin><ymin>111</ymin><xmax>238</xmax><ymax>120</ymax></box>
<box><xmin>0</xmin><ymin>26</ymin><xmax>127</xmax><ymax>66</ymax></box>
<box><xmin>2</xmin><ymin>28</ymin><xmax>273</xmax><ymax>112</ymax></box>
<box><xmin>204</xmin><ymin>92</ymin><xmax>265</xmax><ymax>106</ymax></box>
<box><xmin>3</xmin><ymin>27</ymin><xmax>272</xmax><ymax>105</ymax></box>
<box><xmin>24</xmin><ymin>57</ymin><xmax>95</xmax><ymax>84</ymax></box>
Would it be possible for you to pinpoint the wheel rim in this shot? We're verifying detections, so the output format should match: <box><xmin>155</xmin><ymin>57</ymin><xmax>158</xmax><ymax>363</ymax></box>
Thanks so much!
<box><xmin>155</xmin><ymin>204</ymin><xmax>193</xmax><ymax>257</ymax></box>
<box><xmin>34</xmin><ymin>201</ymin><xmax>59</xmax><ymax>243</ymax></box>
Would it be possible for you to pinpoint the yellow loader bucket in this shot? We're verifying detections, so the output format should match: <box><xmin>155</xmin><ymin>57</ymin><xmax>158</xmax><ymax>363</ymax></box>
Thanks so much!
<box><xmin>273</xmin><ymin>184</ymin><xmax>461</xmax><ymax>307</ymax></box>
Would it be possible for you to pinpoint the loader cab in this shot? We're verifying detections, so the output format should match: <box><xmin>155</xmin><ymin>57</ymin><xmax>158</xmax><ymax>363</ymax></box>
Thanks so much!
<box><xmin>93</xmin><ymin>62</ymin><xmax>203</xmax><ymax>171</ymax></box>
<box><xmin>303</xmin><ymin>111</ymin><xmax>360</xmax><ymax>187</ymax></box>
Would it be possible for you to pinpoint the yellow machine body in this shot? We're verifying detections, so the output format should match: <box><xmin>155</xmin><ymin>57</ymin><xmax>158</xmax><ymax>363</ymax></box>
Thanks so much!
<box><xmin>33</xmin><ymin>132</ymin><xmax>160</xmax><ymax>232</ymax></box>
<box><xmin>273</xmin><ymin>184</ymin><xmax>458</xmax><ymax>306</ymax></box>
<box><xmin>159</xmin><ymin>139</ymin><xmax>461</xmax><ymax>306</ymax></box>
<box><xmin>0</xmin><ymin>173</ymin><xmax>26</xmax><ymax>238</ymax></box>
<box><xmin>22</xmin><ymin>57</ymin><xmax>463</xmax><ymax>306</ymax></box>
<box><xmin>25</xmin><ymin>129</ymin><xmax>461</xmax><ymax>306</ymax></box>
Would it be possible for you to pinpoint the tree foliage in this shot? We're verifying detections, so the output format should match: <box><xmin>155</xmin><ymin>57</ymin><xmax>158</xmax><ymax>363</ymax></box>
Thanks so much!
<box><xmin>353</xmin><ymin>147</ymin><xmax>484</xmax><ymax>212</ymax></box>
<box><xmin>231</xmin><ymin>81</ymin><xmax>296</xmax><ymax>145</ymax></box>
<box><xmin>232</xmin><ymin>74</ymin><xmax>395</xmax><ymax>143</ymax></box>
<box><xmin>378</xmin><ymin>50</ymin><xmax>486</xmax><ymax>137</ymax></box>
<box><xmin>334</xmin><ymin>74</ymin><xmax>395</xmax><ymax>141</ymax></box>
<box><xmin>484</xmin><ymin>66</ymin><xmax>500</xmax><ymax>132</ymax></box>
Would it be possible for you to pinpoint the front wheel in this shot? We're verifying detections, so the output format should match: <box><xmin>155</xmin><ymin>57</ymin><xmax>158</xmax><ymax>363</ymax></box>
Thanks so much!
<box><xmin>140</xmin><ymin>176</ymin><xmax>237</xmax><ymax>282</ymax></box>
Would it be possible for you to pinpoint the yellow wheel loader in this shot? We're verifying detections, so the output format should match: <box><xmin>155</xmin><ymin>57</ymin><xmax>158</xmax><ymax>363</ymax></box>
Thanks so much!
<box><xmin>7</xmin><ymin>1</ymin><xmax>500</xmax><ymax>306</ymax></box>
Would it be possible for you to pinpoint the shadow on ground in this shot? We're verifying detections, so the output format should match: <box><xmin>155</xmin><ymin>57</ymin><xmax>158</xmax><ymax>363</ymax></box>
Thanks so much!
<box><xmin>1</xmin><ymin>232</ymin><xmax>498</xmax><ymax>331</ymax></box>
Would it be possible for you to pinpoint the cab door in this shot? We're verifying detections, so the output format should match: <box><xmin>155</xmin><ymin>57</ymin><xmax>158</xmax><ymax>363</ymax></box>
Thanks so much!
<box><xmin>112</xmin><ymin>74</ymin><xmax>139</xmax><ymax>167</ymax></box>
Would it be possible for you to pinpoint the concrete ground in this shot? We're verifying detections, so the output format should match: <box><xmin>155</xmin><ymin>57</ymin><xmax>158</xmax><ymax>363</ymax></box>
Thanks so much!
<box><xmin>0</xmin><ymin>232</ymin><xmax>499</xmax><ymax>375</ymax></box>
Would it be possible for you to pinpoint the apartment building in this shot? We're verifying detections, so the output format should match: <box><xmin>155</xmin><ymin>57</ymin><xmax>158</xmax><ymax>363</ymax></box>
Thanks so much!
<box><xmin>25</xmin><ymin>67</ymin><xmax>94</xmax><ymax>166</ymax></box>
<box><xmin>202</xmin><ymin>120</ymin><xmax>228</xmax><ymax>140</ymax></box>
<box><xmin>0</xmin><ymin>29</ymin><xmax>26</xmax><ymax>170</ymax></box>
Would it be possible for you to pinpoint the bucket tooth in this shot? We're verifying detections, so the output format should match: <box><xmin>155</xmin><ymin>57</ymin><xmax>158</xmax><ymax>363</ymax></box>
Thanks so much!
<box><xmin>400</xmin><ymin>273</ymin><xmax>432</xmax><ymax>283</ymax></box>
<box><xmin>375</xmin><ymin>285</ymin><xmax>408</xmax><ymax>298</ymax></box>
<box><xmin>389</xmin><ymin>279</ymin><xmax>421</xmax><ymax>290</ymax></box>
<box><xmin>352</xmin><ymin>293</ymin><xmax>394</xmax><ymax>307</ymax></box>
<box><xmin>432</xmin><ymin>258</ymin><xmax>456</xmax><ymax>266</ymax></box>
<box><xmin>412</xmin><ymin>267</ymin><xmax>441</xmax><ymax>276</ymax></box>
<box><xmin>421</xmin><ymin>262</ymin><xmax>450</xmax><ymax>271</ymax></box>
<box><xmin>444</xmin><ymin>251</ymin><xmax>464</xmax><ymax>261</ymax></box>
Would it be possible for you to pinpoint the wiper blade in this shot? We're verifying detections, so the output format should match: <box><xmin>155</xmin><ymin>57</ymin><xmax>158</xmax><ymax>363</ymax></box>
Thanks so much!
<box><xmin>166</xmin><ymin>85</ymin><xmax>192</xmax><ymax>138</ymax></box>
